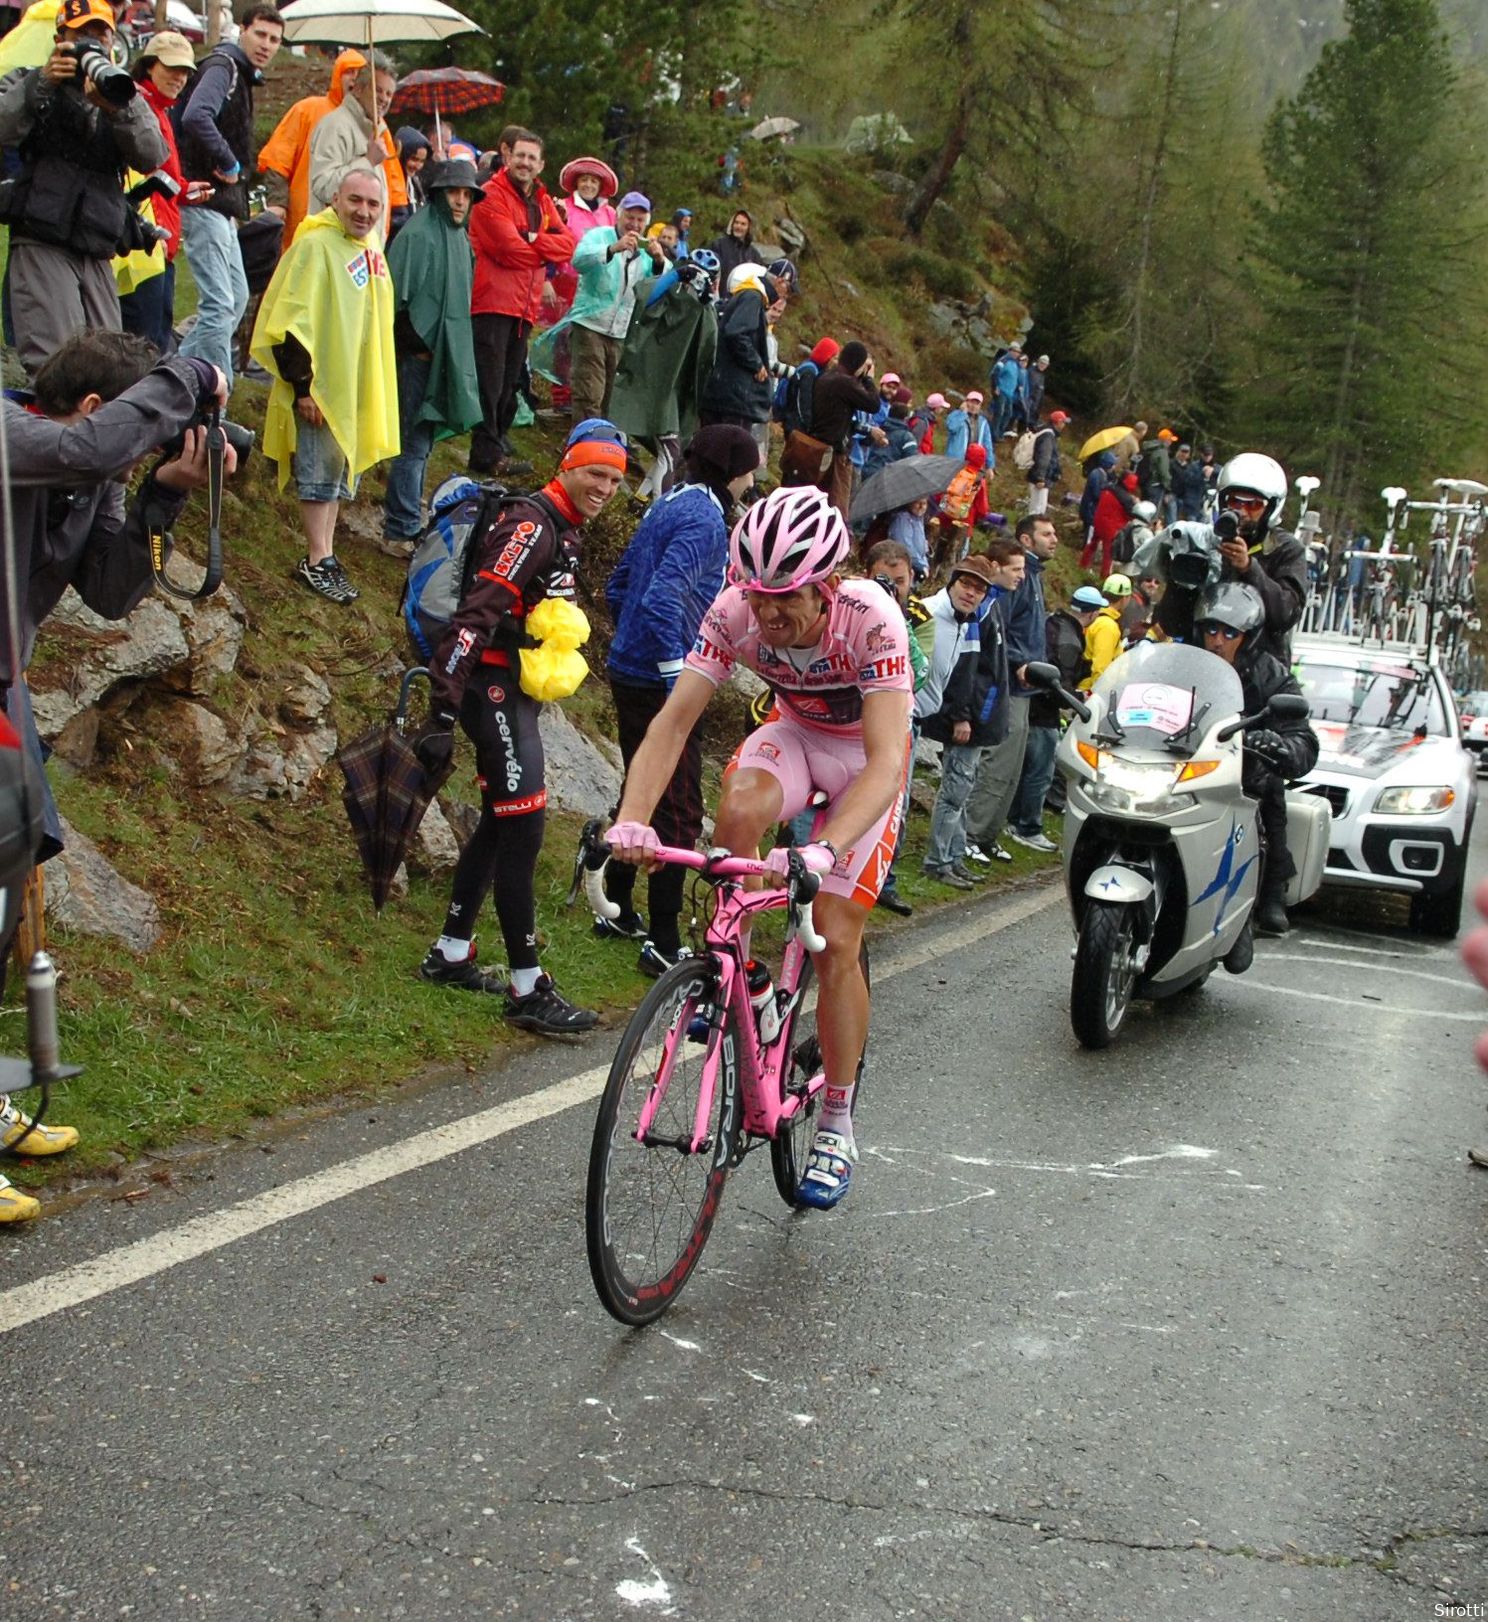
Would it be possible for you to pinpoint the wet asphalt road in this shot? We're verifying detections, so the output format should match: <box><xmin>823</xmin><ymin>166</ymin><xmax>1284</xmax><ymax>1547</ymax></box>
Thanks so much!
<box><xmin>1</xmin><ymin>834</ymin><xmax>1485</xmax><ymax>1621</ymax></box>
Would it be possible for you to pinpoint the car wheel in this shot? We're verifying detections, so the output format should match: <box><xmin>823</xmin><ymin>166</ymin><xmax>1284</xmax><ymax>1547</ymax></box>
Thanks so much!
<box><xmin>1409</xmin><ymin>862</ymin><xmax>1466</xmax><ymax>939</ymax></box>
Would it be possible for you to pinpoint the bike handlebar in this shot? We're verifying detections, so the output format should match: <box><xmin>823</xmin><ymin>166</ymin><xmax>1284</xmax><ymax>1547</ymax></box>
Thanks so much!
<box><xmin>576</xmin><ymin>823</ymin><xmax>827</xmax><ymax>953</ymax></box>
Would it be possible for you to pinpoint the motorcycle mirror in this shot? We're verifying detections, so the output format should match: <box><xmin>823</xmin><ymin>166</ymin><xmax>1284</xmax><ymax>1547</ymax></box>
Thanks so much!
<box><xmin>1266</xmin><ymin>693</ymin><xmax>1310</xmax><ymax>721</ymax></box>
<box><xmin>1380</xmin><ymin>485</ymin><xmax>1407</xmax><ymax>509</ymax></box>
<box><xmin>1023</xmin><ymin>661</ymin><xmax>1060</xmax><ymax>690</ymax></box>
<box><xmin>1294</xmin><ymin>475</ymin><xmax>1320</xmax><ymax>496</ymax></box>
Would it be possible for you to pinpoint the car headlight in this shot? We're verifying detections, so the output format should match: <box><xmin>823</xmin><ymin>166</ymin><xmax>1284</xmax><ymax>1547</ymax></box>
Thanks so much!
<box><xmin>1373</xmin><ymin>785</ymin><xmax>1456</xmax><ymax>814</ymax></box>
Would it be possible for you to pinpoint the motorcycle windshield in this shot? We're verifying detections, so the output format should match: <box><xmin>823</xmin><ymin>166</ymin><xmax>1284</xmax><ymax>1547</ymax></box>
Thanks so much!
<box><xmin>1092</xmin><ymin>641</ymin><xmax>1244</xmax><ymax>757</ymax></box>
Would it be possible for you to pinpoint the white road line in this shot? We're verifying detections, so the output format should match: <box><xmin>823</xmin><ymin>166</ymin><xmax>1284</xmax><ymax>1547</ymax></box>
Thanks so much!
<box><xmin>1262</xmin><ymin>954</ymin><xmax>1475</xmax><ymax>991</ymax></box>
<box><xmin>1292</xmin><ymin>936</ymin><xmax>1453</xmax><ymax>962</ymax></box>
<box><xmin>0</xmin><ymin>884</ymin><xmax>1061</xmax><ymax>1338</ymax></box>
<box><xmin>1230</xmin><ymin>979</ymin><xmax>1482</xmax><ymax>1023</ymax></box>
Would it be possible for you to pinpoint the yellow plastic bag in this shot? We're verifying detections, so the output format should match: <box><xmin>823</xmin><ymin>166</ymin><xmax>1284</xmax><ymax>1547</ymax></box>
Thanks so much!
<box><xmin>519</xmin><ymin>598</ymin><xmax>591</xmax><ymax>701</ymax></box>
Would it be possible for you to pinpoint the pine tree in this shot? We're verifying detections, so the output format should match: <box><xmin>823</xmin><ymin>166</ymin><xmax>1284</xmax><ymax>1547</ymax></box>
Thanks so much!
<box><xmin>1244</xmin><ymin>0</ymin><xmax>1488</xmax><ymax>523</ymax></box>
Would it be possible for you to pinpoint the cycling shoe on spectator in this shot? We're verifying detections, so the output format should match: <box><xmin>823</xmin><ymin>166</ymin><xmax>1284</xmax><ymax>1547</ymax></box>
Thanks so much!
<box><xmin>796</xmin><ymin>1129</ymin><xmax>857</xmax><ymax>1209</ymax></box>
<box><xmin>0</xmin><ymin>1176</ymin><xmax>40</xmax><ymax>1222</ymax></box>
<box><xmin>0</xmin><ymin>1096</ymin><xmax>78</xmax><ymax>1156</ymax></box>
<box><xmin>594</xmin><ymin>911</ymin><xmax>648</xmax><ymax>942</ymax></box>
<box><xmin>505</xmin><ymin>975</ymin><xmax>599</xmax><ymax>1038</ymax></box>
<box><xmin>418</xmin><ymin>944</ymin><xmax>506</xmax><ymax>994</ymax></box>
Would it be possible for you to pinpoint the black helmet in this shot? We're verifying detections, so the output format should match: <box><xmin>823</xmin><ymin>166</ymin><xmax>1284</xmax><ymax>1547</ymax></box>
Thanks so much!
<box><xmin>1195</xmin><ymin>581</ymin><xmax>1265</xmax><ymax>655</ymax></box>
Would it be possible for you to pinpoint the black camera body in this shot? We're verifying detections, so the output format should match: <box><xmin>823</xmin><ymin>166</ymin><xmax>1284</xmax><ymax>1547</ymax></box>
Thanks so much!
<box><xmin>160</xmin><ymin>407</ymin><xmax>256</xmax><ymax>470</ymax></box>
<box><xmin>62</xmin><ymin>38</ymin><xmax>135</xmax><ymax>107</ymax></box>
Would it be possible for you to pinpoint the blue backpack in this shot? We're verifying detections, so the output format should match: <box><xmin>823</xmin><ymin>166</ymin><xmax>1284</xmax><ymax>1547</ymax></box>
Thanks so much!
<box><xmin>403</xmin><ymin>476</ymin><xmax>515</xmax><ymax>660</ymax></box>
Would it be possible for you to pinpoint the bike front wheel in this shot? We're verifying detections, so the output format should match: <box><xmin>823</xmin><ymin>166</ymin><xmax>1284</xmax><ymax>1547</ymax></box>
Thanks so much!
<box><xmin>586</xmin><ymin>959</ymin><xmax>740</xmax><ymax>1326</ymax></box>
<box><xmin>769</xmin><ymin>944</ymin><xmax>870</xmax><ymax>1207</ymax></box>
<box><xmin>1070</xmin><ymin>901</ymin><xmax>1139</xmax><ymax>1049</ymax></box>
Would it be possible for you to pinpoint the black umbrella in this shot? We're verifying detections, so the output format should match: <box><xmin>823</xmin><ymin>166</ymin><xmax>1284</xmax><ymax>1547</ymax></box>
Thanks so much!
<box><xmin>337</xmin><ymin>668</ymin><xmax>455</xmax><ymax>912</ymax></box>
<box><xmin>850</xmin><ymin>454</ymin><xmax>964</xmax><ymax>525</ymax></box>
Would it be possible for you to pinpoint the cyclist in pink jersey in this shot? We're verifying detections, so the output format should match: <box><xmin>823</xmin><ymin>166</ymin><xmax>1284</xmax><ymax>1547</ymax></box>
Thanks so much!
<box><xmin>609</xmin><ymin>485</ymin><xmax>912</xmax><ymax>1208</ymax></box>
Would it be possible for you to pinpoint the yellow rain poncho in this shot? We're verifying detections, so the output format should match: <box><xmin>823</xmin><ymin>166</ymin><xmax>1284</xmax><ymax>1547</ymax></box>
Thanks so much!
<box><xmin>249</xmin><ymin>208</ymin><xmax>399</xmax><ymax>490</ymax></box>
<box><xmin>0</xmin><ymin>0</ymin><xmax>60</xmax><ymax>75</ymax></box>
<box><xmin>520</xmin><ymin>597</ymin><xmax>591</xmax><ymax>701</ymax></box>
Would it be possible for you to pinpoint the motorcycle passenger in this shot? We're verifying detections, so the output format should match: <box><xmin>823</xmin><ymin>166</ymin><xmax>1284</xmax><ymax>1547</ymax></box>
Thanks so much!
<box><xmin>1194</xmin><ymin>581</ymin><xmax>1319</xmax><ymax>938</ymax></box>
<box><xmin>1157</xmin><ymin>452</ymin><xmax>1308</xmax><ymax>664</ymax></box>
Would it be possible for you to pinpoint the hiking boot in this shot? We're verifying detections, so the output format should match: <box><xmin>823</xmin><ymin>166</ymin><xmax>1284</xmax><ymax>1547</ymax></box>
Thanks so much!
<box><xmin>0</xmin><ymin>1176</ymin><xmax>40</xmax><ymax>1222</ymax></box>
<box><xmin>418</xmin><ymin>943</ymin><xmax>506</xmax><ymax>994</ymax></box>
<box><xmin>377</xmin><ymin>534</ymin><xmax>418</xmax><ymax>560</ymax></box>
<box><xmin>638</xmin><ymin>940</ymin><xmax>682</xmax><ymax>978</ymax></box>
<box><xmin>505</xmin><ymin>974</ymin><xmax>599</xmax><ymax>1037</ymax></box>
<box><xmin>594</xmin><ymin>910</ymin><xmax>648</xmax><ymax>942</ymax></box>
<box><xmin>0</xmin><ymin>1095</ymin><xmax>78</xmax><ymax>1156</ymax></box>
<box><xmin>1009</xmin><ymin>829</ymin><xmax>1057</xmax><ymax>853</ymax></box>
<box><xmin>924</xmin><ymin>864</ymin><xmax>974</xmax><ymax>891</ymax></box>
<box><xmin>796</xmin><ymin>1128</ymin><xmax>857</xmax><ymax>1210</ymax></box>
<box><xmin>875</xmin><ymin>884</ymin><xmax>913</xmax><ymax>917</ymax></box>
<box><xmin>1254</xmin><ymin>894</ymin><xmax>1290</xmax><ymax>937</ymax></box>
<box><xmin>497</xmin><ymin>455</ymin><xmax>535</xmax><ymax>478</ymax></box>
<box><xmin>1223</xmin><ymin>918</ymin><xmax>1254</xmax><ymax>974</ymax></box>
<box><xmin>296</xmin><ymin>555</ymin><xmax>358</xmax><ymax>603</ymax></box>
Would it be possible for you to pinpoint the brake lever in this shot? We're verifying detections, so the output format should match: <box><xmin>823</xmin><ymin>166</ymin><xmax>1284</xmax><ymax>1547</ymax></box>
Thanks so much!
<box><xmin>565</xmin><ymin>816</ymin><xmax>606</xmax><ymax>906</ymax></box>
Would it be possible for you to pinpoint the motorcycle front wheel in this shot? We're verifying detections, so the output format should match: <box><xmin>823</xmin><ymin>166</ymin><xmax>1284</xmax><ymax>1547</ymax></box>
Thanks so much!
<box><xmin>1070</xmin><ymin>900</ymin><xmax>1140</xmax><ymax>1049</ymax></box>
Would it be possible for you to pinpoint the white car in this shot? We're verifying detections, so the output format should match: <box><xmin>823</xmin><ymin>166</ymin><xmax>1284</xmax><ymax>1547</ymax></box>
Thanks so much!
<box><xmin>1457</xmin><ymin>689</ymin><xmax>1488</xmax><ymax>770</ymax></box>
<box><xmin>1291</xmin><ymin>635</ymin><xmax>1476</xmax><ymax>937</ymax></box>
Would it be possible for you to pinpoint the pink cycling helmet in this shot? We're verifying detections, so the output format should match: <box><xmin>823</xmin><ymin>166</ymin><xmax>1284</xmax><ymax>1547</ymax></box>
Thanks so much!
<box><xmin>728</xmin><ymin>486</ymin><xmax>851</xmax><ymax>593</ymax></box>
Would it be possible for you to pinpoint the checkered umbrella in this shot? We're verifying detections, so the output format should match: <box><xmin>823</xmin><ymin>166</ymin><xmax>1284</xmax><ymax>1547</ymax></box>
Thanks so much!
<box><xmin>337</xmin><ymin>668</ymin><xmax>455</xmax><ymax>912</ymax></box>
<box><xmin>388</xmin><ymin>67</ymin><xmax>504</xmax><ymax>121</ymax></box>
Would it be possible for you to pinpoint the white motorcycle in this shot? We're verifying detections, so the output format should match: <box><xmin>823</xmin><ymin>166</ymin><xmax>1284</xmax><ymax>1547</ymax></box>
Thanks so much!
<box><xmin>1030</xmin><ymin>642</ymin><xmax>1325</xmax><ymax>1048</ymax></box>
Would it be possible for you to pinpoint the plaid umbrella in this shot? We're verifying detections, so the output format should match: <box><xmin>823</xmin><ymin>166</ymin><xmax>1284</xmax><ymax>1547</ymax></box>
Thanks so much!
<box><xmin>337</xmin><ymin>668</ymin><xmax>456</xmax><ymax>912</ymax></box>
<box><xmin>388</xmin><ymin>67</ymin><xmax>505</xmax><ymax>121</ymax></box>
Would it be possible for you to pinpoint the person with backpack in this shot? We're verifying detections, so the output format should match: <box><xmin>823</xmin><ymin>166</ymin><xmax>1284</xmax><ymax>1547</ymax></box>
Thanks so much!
<box><xmin>803</xmin><ymin>339</ymin><xmax>879</xmax><ymax>517</ymax></box>
<box><xmin>175</xmin><ymin>3</ymin><xmax>284</xmax><ymax>388</ymax></box>
<box><xmin>412</xmin><ymin>419</ymin><xmax>629</xmax><ymax>1037</ymax></box>
<box><xmin>380</xmin><ymin>159</ymin><xmax>484</xmax><ymax>558</ymax></box>
<box><xmin>933</xmin><ymin>442</ymin><xmax>991</xmax><ymax>571</ymax></box>
<box><xmin>1083</xmin><ymin>469</ymin><xmax>1138</xmax><ymax>577</ymax></box>
<box><xmin>1020</xmin><ymin>408</ymin><xmax>1069</xmax><ymax>516</ymax></box>
<box><xmin>1135</xmin><ymin>426</ymin><xmax>1178</xmax><ymax>507</ymax></box>
<box><xmin>600</xmin><ymin>424</ymin><xmax>761</xmax><ymax>975</ymax></box>
<box><xmin>0</xmin><ymin>0</ymin><xmax>170</xmax><ymax>377</ymax></box>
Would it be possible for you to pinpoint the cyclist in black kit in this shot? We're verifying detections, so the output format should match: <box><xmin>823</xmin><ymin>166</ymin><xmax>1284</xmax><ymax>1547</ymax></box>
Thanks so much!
<box><xmin>415</xmin><ymin>418</ymin><xmax>627</xmax><ymax>1035</ymax></box>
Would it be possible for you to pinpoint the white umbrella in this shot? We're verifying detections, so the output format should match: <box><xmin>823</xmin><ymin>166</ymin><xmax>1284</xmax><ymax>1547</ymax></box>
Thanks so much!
<box><xmin>277</xmin><ymin>0</ymin><xmax>484</xmax><ymax>46</ymax></box>
<box><xmin>277</xmin><ymin>0</ymin><xmax>485</xmax><ymax>155</ymax></box>
<box><xmin>747</xmin><ymin>116</ymin><xmax>801</xmax><ymax>141</ymax></box>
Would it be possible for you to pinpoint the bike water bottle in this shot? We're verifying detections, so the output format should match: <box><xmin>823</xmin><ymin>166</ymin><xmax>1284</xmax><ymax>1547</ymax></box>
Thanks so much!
<box><xmin>746</xmin><ymin>960</ymin><xmax>774</xmax><ymax>1038</ymax></box>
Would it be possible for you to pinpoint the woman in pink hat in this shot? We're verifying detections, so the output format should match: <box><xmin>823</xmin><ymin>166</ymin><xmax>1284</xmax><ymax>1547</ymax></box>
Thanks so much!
<box><xmin>543</xmin><ymin>158</ymin><xmax>621</xmax><ymax>400</ymax></box>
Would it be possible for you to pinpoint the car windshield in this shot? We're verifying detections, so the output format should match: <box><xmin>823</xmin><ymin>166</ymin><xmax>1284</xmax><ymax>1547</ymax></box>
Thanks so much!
<box><xmin>1090</xmin><ymin>640</ymin><xmax>1244</xmax><ymax>757</ymax></box>
<box><xmin>1296</xmin><ymin>656</ymin><xmax>1448</xmax><ymax>736</ymax></box>
<box><xmin>1459</xmin><ymin>691</ymin><xmax>1488</xmax><ymax>713</ymax></box>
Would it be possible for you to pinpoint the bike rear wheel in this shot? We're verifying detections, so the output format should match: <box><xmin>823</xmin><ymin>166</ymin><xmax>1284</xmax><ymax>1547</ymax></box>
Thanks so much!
<box><xmin>586</xmin><ymin>959</ymin><xmax>740</xmax><ymax>1326</ymax></box>
<box><xmin>769</xmin><ymin>944</ymin><xmax>870</xmax><ymax>1207</ymax></box>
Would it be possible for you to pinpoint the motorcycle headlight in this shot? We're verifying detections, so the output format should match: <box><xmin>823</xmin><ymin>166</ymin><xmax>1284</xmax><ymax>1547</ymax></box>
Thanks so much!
<box><xmin>1083</xmin><ymin>758</ymin><xmax>1195</xmax><ymax>814</ymax></box>
<box><xmin>1373</xmin><ymin>785</ymin><xmax>1456</xmax><ymax>815</ymax></box>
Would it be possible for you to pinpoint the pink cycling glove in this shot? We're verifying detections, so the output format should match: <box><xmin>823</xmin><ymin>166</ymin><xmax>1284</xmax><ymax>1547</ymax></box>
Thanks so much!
<box><xmin>608</xmin><ymin>821</ymin><xmax>661</xmax><ymax>861</ymax></box>
<box><xmin>763</xmin><ymin>842</ymin><xmax>836</xmax><ymax>881</ymax></box>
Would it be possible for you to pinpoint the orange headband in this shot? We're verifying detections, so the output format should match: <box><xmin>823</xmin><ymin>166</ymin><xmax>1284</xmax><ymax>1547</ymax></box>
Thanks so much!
<box><xmin>560</xmin><ymin>440</ymin><xmax>628</xmax><ymax>472</ymax></box>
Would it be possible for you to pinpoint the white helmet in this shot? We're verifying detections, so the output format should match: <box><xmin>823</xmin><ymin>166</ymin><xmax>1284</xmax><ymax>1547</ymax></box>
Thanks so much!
<box><xmin>726</xmin><ymin>261</ymin><xmax>770</xmax><ymax>296</ymax></box>
<box><xmin>1216</xmin><ymin>452</ymin><xmax>1288</xmax><ymax>532</ymax></box>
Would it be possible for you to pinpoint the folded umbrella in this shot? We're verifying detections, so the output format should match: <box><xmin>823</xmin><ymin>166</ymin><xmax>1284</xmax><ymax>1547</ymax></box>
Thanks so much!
<box><xmin>1077</xmin><ymin>425</ymin><xmax>1133</xmax><ymax>462</ymax></box>
<box><xmin>337</xmin><ymin>668</ymin><xmax>455</xmax><ymax>912</ymax></box>
<box><xmin>850</xmin><ymin>454</ymin><xmax>963</xmax><ymax>525</ymax></box>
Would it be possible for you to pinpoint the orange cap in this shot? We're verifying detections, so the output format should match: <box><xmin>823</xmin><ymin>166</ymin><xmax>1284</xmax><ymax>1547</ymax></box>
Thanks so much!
<box><xmin>1157</xmin><ymin>427</ymin><xmax>1179</xmax><ymax>443</ymax></box>
<box><xmin>59</xmin><ymin>0</ymin><xmax>114</xmax><ymax>28</ymax></box>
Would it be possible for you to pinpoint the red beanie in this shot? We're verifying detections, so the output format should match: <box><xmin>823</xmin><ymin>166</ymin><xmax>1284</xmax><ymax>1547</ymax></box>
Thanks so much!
<box><xmin>965</xmin><ymin>445</ymin><xmax>988</xmax><ymax>470</ymax></box>
<box><xmin>810</xmin><ymin>337</ymin><xmax>841</xmax><ymax>367</ymax></box>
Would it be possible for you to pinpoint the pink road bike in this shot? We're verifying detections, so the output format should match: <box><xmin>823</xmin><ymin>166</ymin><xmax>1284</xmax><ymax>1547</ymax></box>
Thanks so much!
<box><xmin>575</xmin><ymin>822</ymin><xmax>868</xmax><ymax>1326</ymax></box>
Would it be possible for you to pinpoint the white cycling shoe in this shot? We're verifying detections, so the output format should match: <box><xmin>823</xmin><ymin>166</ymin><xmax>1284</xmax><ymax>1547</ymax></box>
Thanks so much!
<box><xmin>797</xmin><ymin>1128</ymin><xmax>858</xmax><ymax>1210</ymax></box>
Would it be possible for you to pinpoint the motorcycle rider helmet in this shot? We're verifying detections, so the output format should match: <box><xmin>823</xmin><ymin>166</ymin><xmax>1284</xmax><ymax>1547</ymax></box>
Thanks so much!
<box><xmin>1216</xmin><ymin>452</ymin><xmax>1288</xmax><ymax>535</ymax></box>
<box><xmin>729</xmin><ymin>485</ymin><xmax>851</xmax><ymax>594</ymax></box>
<box><xmin>1194</xmin><ymin>580</ymin><xmax>1265</xmax><ymax>657</ymax></box>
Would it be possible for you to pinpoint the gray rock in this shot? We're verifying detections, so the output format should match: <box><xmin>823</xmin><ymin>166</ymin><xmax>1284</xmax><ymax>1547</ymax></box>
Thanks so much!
<box><xmin>538</xmin><ymin>704</ymin><xmax>621</xmax><ymax>817</ymax></box>
<box><xmin>229</xmin><ymin>722</ymin><xmax>337</xmax><ymax>801</ymax></box>
<box><xmin>413</xmin><ymin>798</ymin><xmax>462</xmax><ymax>872</ymax></box>
<box><xmin>154</xmin><ymin>698</ymin><xmax>242</xmax><ymax>785</ymax></box>
<box><xmin>871</xmin><ymin>170</ymin><xmax>913</xmax><ymax>195</ymax></box>
<box><xmin>775</xmin><ymin>216</ymin><xmax>807</xmax><ymax>250</ymax></box>
<box><xmin>30</xmin><ymin>592</ymin><xmax>190</xmax><ymax>737</ymax></box>
<box><xmin>278</xmin><ymin>664</ymin><xmax>333</xmax><ymax>729</ymax></box>
<box><xmin>160</xmin><ymin>569</ymin><xmax>247</xmax><ymax>696</ymax></box>
<box><xmin>47</xmin><ymin>816</ymin><xmax>161</xmax><ymax>953</ymax></box>
<box><xmin>926</xmin><ymin>301</ymin><xmax>963</xmax><ymax>339</ymax></box>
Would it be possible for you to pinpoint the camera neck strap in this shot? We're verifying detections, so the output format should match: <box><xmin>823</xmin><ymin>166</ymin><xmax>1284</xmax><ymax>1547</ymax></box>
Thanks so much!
<box><xmin>149</xmin><ymin>412</ymin><xmax>225</xmax><ymax>603</ymax></box>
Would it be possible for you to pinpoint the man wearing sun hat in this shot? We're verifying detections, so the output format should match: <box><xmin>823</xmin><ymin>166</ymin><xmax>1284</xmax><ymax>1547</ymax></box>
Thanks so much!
<box><xmin>0</xmin><ymin>0</ymin><xmax>168</xmax><ymax>375</ymax></box>
<box><xmin>412</xmin><ymin>417</ymin><xmax>629</xmax><ymax>1038</ymax></box>
<box><xmin>567</xmin><ymin>187</ymin><xmax>665</xmax><ymax>420</ymax></box>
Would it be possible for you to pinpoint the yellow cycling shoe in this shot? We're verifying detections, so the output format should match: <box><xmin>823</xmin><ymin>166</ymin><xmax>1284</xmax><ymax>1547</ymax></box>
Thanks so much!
<box><xmin>0</xmin><ymin>1095</ymin><xmax>79</xmax><ymax>1156</ymax></box>
<box><xmin>0</xmin><ymin>1177</ymin><xmax>41</xmax><ymax>1222</ymax></box>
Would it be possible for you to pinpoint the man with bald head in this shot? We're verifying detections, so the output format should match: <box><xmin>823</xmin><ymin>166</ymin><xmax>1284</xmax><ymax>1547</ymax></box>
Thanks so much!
<box><xmin>251</xmin><ymin>165</ymin><xmax>400</xmax><ymax>603</ymax></box>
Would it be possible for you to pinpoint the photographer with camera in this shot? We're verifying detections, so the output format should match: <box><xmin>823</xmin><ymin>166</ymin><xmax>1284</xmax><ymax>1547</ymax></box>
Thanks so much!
<box><xmin>0</xmin><ymin>0</ymin><xmax>168</xmax><ymax>378</ymax></box>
